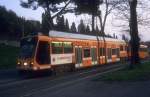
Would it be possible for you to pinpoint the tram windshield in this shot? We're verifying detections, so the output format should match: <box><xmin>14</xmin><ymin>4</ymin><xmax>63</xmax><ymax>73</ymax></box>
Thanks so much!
<box><xmin>20</xmin><ymin>37</ymin><xmax>37</xmax><ymax>58</ymax></box>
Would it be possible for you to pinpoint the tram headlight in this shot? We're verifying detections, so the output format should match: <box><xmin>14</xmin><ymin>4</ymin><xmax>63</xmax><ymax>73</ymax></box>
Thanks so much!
<box><xmin>29</xmin><ymin>62</ymin><xmax>34</xmax><ymax>67</ymax></box>
<box><xmin>17</xmin><ymin>62</ymin><xmax>20</xmax><ymax>65</ymax></box>
<box><xmin>31</xmin><ymin>62</ymin><xmax>34</xmax><ymax>65</ymax></box>
<box><xmin>23</xmin><ymin>62</ymin><xmax>28</xmax><ymax>66</ymax></box>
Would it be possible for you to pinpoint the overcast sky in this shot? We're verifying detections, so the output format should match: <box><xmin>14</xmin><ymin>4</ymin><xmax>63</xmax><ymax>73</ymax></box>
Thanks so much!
<box><xmin>0</xmin><ymin>0</ymin><xmax>150</xmax><ymax>41</ymax></box>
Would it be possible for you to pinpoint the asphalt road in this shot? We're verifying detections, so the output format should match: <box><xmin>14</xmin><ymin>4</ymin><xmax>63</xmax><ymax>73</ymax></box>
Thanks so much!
<box><xmin>29</xmin><ymin>79</ymin><xmax>150</xmax><ymax>97</ymax></box>
<box><xmin>0</xmin><ymin>63</ymin><xmax>125</xmax><ymax>97</ymax></box>
<box><xmin>0</xmin><ymin>69</ymin><xmax>21</xmax><ymax>84</ymax></box>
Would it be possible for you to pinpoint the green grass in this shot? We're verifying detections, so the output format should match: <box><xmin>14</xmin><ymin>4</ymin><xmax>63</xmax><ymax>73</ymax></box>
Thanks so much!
<box><xmin>101</xmin><ymin>61</ymin><xmax>150</xmax><ymax>81</ymax></box>
<box><xmin>0</xmin><ymin>44</ymin><xmax>19</xmax><ymax>69</ymax></box>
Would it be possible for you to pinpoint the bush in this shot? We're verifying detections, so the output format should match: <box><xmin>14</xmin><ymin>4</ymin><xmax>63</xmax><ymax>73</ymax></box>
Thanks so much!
<box><xmin>0</xmin><ymin>44</ymin><xmax>19</xmax><ymax>69</ymax></box>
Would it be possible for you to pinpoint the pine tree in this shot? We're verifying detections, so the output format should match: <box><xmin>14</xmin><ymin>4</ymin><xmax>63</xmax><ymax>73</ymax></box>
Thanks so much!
<box><xmin>70</xmin><ymin>22</ymin><xmax>77</xmax><ymax>33</ymax></box>
<box><xmin>41</xmin><ymin>12</ymin><xmax>49</xmax><ymax>35</ymax></box>
<box><xmin>85</xmin><ymin>25</ymin><xmax>90</xmax><ymax>35</ymax></box>
<box><xmin>122</xmin><ymin>34</ymin><xmax>126</xmax><ymax>40</ymax></box>
<box><xmin>116</xmin><ymin>35</ymin><xmax>118</xmax><ymax>39</ymax></box>
<box><xmin>113</xmin><ymin>33</ymin><xmax>116</xmax><ymax>38</ymax></box>
<box><xmin>65</xmin><ymin>19</ymin><xmax>70</xmax><ymax>32</ymax></box>
<box><xmin>56</xmin><ymin>15</ymin><xmax>65</xmax><ymax>31</ymax></box>
<box><xmin>78</xmin><ymin>19</ymin><xmax>86</xmax><ymax>34</ymax></box>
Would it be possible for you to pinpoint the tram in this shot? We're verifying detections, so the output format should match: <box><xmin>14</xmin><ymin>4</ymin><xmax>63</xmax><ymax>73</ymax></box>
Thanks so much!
<box><xmin>17</xmin><ymin>30</ymin><xmax>148</xmax><ymax>73</ymax></box>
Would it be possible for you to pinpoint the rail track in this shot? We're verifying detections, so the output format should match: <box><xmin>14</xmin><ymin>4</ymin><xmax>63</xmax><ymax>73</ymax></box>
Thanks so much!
<box><xmin>0</xmin><ymin>62</ymin><xmax>127</xmax><ymax>97</ymax></box>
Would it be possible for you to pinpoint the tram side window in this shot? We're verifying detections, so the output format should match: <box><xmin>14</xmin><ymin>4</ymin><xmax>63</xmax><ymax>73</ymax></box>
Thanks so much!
<box><xmin>99</xmin><ymin>48</ymin><xmax>105</xmax><ymax>56</ymax></box>
<box><xmin>52</xmin><ymin>42</ymin><xmax>63</xmax><ymax>54</ymax></box>
<box><xmin>112</xmin><ymin>49</ymin><xmax>116</xmax><ymax>55</ymax></box>
<box><xmin>84</xmin><ymin>48</ymin><xmax>90</xmax><ymax>58</ymax></box>
<box><xmin>120</xmin><ymin>45</ymin><xmax>124</xmax><ymax>51</ymax></box>
<box><xmin>125</xmin><ymin>46</ymin><xmax>127</xmax><ymax>51</ymax></box>
<box><xmin>128</xmin><ymin>46</ymin><xmax>131</xmax><ymax>52</ymax></box>
<box><xmin>64</xmin><ymin>42</ymin><xmax>73</xmax><ymax>53</ymax></box>
<box><xmin>116</xmin><ymin>48</ymin><xmax>120</xmax><ymax>57</ymax></box>
<box><xmin>140</xmin><ymin>48</ymin><xmax>147</xmax><ymax>52</ymax></box>
<box><xmin>99</xmin><ymin>48</ymin><xmax>103</xmax><ymax>56</ymax></box>
<box><xmin>103</xmin><ymin>48</ymin><xmax>106</xmax><ymax>56</ymax></box>
<box><xmin>91</xmin><ymin>48</ymin><xmax>97</xmax><ymax>61</ymax></box>
<box><xmin>107</xmin><ymin>48</ymin><xmax>111</xmax><ymax>59</ymax></box>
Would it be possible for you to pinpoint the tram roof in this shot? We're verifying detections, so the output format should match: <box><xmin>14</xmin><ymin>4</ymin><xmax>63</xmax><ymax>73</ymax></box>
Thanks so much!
<box><xmin>140</xmin><ymin>45</ymin><xmax>148</xmax><ymax>48</ymax></box>
<box><xmin>49</xmin><ymin>30</ymin><xmax>125</xmax><ymax>43</ymax></box>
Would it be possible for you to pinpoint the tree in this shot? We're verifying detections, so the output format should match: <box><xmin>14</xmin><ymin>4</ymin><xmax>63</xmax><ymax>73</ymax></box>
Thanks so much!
<box><xmin>129</xmin><ymin>0</ymin><xmax>140</xmax><ymax>66</ymax></box>
<box><xmin>113</xmin><ymin>0</ymin><xmax>143</xmax><ymax>66</ymax></box>
<box><xmin>122</xmin><ymin>34</ymin><xmax>129</xmax><ymax>43</ymax></box>
<box><xmin>78</xmin><ymin>19</ymin><xmax>86</xmax><ymax>34</ymax></box>
<box><xmin>70</xmin><ymin>22</ymin><xmax>77</xmax><ymax>33</ymax></box>
<box><xmin>116</xmin><ymin>35</ymin><xmax>118</xmax><ymax>39</ymax></box>
<box><xmin>73</xmin><ymin>0</ymin><xmax>103</xmax><ymax>64</ymax></box>
<box><xmin>96</xmin><ymin>0</ymin><xmax>120</xmax><ymax>64</ymax></box>
<box><xmin>95</xmin><ymin>25</ymin><xmax>100</xmax><ymax>36</ymax></box>
<box><xmin>122</xmin><ymin>34</ymin><xmax>130</xmax><ymax>61</ymax></box>
<box><xmin>65</xmin><ymin>19</ymin><xmax>70</xmax><ymax>32</ymax></box>
<box><xmin>114</xmin><ymin>0</ymin><xmax>141</xmax><ymax>66</ymax></box>
<box><xmin>0</xmin><ymin>5</ymin><xmax>41</xmax><ymax>41</ymax></box>
<box><xmin>113</xmin><ymin>0</ymin><xmax>150</xmax><ymax>28</ymax></box>
<box><xmin>85</xmin><ymin>25</ymin><xmax>91</xmax><ymax>35</ymax></box>
<box><xmin>20</xmin><ymin>0</ymin><xmax>71</xmax><ymax>34</ymax></box>
<box><xmin>41</xmin><ymin>12</ymin><xmax>49</xmax><ymax>35</ymax></box>
<box><xmin>56</xmin><ymin>15</ymin><xmax>65</xmax><ymax>31</ymax></box>
<box><xmin>113</xmin><ymin>33</ymin><xmax>116</xmax><ymax>38</ymax></box>
<box><xmin>98</xmin><ymin>0</ymin><xmax>119</xmax><ymax>34</ymax></box>
<box><xmin>74</xmin><ymin>0</ymin><xmax>103</xmax><ymax>32</ymax></box>
<box><xmin>0</xmin><ymin>6</ymin><xmax>21</xmax><ymax>40</ymax></box>
<box><xmin>24</xmin><ymin>20</ymin><xmax>41</xmax><ymax>36</ymax></box>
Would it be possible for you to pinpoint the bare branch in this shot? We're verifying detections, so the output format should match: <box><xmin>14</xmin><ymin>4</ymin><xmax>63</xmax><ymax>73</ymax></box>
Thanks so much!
<box><xmin>52</xmin><ymin>0</ymin><xmax>71</xmax><ymax>19</ymax></box>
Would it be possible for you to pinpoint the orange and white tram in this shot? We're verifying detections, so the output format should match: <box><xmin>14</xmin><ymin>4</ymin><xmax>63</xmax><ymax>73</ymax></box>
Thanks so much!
<box><xmin>17</xmin><ymin>30</ymin><xmax>145</xmax><ymax>73</ymax></box>
<box><xmin>128</xmin><ymin>44</ymin><xmax>149</xmax><ymax>59</ymax></box>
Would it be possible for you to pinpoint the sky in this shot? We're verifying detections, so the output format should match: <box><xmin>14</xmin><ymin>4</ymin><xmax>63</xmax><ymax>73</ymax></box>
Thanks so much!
<box><xmin>0</xmin><ymin>0</ymin><xmax>44</xmax><ymax>21</ymax></box>
<box><xmin>0</xmin><ymin>0</ymin><xmax>150</xmax><ymax>41</ymax></box>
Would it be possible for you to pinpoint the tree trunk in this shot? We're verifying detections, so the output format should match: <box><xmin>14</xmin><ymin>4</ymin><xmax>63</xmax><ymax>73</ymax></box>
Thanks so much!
<box><xmin>98</xmin><ymin>14</ymin><xmax>107</xmax><ymax>64</ymax></box>
<box><xmin>92</xmin><ymin>15</ymin><xmax>95</xmax><ymax>32</ymax></box>
<box><xmin>129</xmin><ymin>0</ymin><xmax>140</xmax><ymax>68</ymax></box>
<box><xmin>96</xmin><ymin>34</ymin><xmax>101</xmax><ymax>65</ymax></box>
<box><xmin>45</xmin><ymin>2</ymin><xmax>54</xmax><ymax>34</ymax></box>
<box><xmin>98</xmin><ymin>0</ymin><xmax>109</xmax><ymax>64</ymax></box>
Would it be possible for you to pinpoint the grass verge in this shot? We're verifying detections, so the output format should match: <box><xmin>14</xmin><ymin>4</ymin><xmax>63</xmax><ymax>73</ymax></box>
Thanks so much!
<box><xmin>0</xmin><ymin>44</ymin><xmax>19</xmax><ymax>69</ymax></box>
<box><xmin>100</xmin><ymin>61</ymin><xmax>150</xmax><ymax>81</ymax></box>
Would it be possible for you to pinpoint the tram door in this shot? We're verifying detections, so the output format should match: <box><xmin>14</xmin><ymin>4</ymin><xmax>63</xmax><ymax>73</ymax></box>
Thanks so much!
<box><xmin>107</xmin><ymin>48</ymin><xmax>112</xmax><ymax>63</ymax></box>
<box><xmin>75</xmin><ymin>47</ymin><xmax>82</xmax><ymax>68</ymax></box>
<box><xmin>91</xmin><ymin>48</ymin><xmax>97</xmax><ymax>65</ymax></box>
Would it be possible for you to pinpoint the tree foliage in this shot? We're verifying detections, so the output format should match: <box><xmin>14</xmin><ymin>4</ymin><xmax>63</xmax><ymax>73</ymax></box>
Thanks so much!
<box><xmin>65</xmin><ymin>19</ymin><xmax>70</xmax><ymax>32</ymax></box>
<box><xmin>85</xmin><ymin>25</ymin><xmax>91</xmax><ymax>35</ymax></box>
<box><xmin>0</xmin><ymin>5</ymin><xmax>41</xmax><ymax>41</ymax></box>
<box><xmin>55</xmin><ymin>15</ymin><xmax>66</xmax><ymax>31</ymax></box>
<box><xmin>70</xmin><ymin>22</ymin><xmax>77</xmax><ymax>33</ymax></box>
<box><xmin>41</xmin><ymin>12</ymin><xmax>50</xmax><ymax>35</ymax></box>
<box><xmin>20</xmin><ymin>0</ymin><xmax>71</xmax><ymax>34</ymax></box>
<box><xmin>78</xmin><ymin>19</ymin><xmax>86</xmax><ymax>34</ymax></box>
<box><xmin>74</xmin><ymin>0</ymin><xmax>103</xmax><ymax>15</ymax></box>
